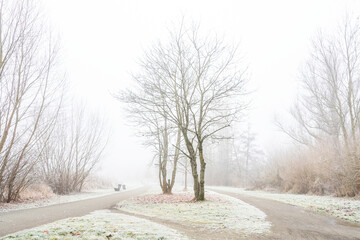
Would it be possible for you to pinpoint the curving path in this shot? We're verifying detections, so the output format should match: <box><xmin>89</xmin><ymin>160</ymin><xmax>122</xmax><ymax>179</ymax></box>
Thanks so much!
<box><xmin>211</xmin><ymin>189</ymin><xmax>360</xmax><ymax>240</ymax></box>
<box><xmin>0</xmin><ymin>187</ymin><xmax>147</xmax><ymax>237</ymax></box>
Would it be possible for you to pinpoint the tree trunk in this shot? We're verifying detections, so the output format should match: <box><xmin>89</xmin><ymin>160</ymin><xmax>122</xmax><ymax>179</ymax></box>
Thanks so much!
<box><xmin>161</xmin><ymin>115</ymin><xmax>170</xmax><ymax>194</ymax></box>
<box><xmin>168</xmin><ymin>127</ymin><xmax>181</xmax><ymax>194</ymax></box>
<box><xmin>181</xmin><ymin>129</ymin><xmax>200</xmax><ymax>200</ymax></box>
<box><xmin>198</xmin><ymin>141</ymin><xmax>206</xmax><ymax>201</ymax></box>
<box><xmin>184</xmin><ymin>160</ymin><xmax>188</xmax><ymax>191</ymax></box>
<box><xmin>158</xmin><ymin>139</ymin><xmax>164</xmax><ymax>191</ymax></box>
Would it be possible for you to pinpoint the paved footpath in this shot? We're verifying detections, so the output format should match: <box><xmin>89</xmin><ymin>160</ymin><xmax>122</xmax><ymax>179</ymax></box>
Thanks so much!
<box><xmin>212</xmin><ymin>189</ymin><xmax>360</xmax><ymax>240</ymax></box>
<box><xmin>0</xmin><ymin>187</ymin><xmax>147</xmax><ymax>237</ymax></box>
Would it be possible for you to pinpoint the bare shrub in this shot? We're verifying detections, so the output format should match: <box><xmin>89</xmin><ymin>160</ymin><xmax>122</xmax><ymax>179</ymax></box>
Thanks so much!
<box><xmin>82</xmin><ymin>174</ymin><xmax>115</xmax><ymax>191</ymax></box>
<box><xmin>275</xmin><ymin>16</ymin><xmax>360</xmax><ymax>197</ymax></box>
<box><xmin>19</xmin><ymin>183</ymin><xmax>54</xmax><ymax>201</ymax></box>
<box><xmin>262</xmin><ymin>142</ymin><xmax>359</xmax><ymax>196</ymax></box>
<box><xmin>0</xmin><ymin>0</ymin><xmax>62</xmax><ymax>203</ymax></box>
<box><xmin>40</xmin><ymin>104</ymin><xmax>107</xmax><ymax>195</ymax></box>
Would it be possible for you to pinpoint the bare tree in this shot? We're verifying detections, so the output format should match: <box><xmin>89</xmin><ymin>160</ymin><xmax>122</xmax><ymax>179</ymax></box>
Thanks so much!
<box><xmin>234</xmin><ymin>125</ymin><xmax>264</xmax><ymax>187</ymax></box>
<box><xmin>40</xmin><ymin>104</ymin><xmax>107</xmax><ymax>195</ymax></box>
<box><xmin>0</xmin><ymin>0</ymin><xmax>62</xmax><ymax>202</ymax></box>
<box><xmin>118</xmin><ymin>80</ymin><xmax>182</xmax><ymax>194</ymax></box>
<box><xmin>124</xmin><ymin>23</ymin><xmax>247</xmax><ymax>200</ymax></box>
<box><xmin>204</xmin><ymin>125</ymin><xmax>264</xmax><ymax>188</ymax></box>
<box><xmin>278</xmin><ymin>16</ymin><xmax>360</xmax><ymax>196</ymax></box>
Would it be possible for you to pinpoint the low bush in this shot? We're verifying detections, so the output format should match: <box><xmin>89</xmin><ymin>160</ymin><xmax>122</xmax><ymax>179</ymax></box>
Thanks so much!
<box><xmin>19</xmin><ymin>183</ymin><xmax>54</xmax><ymax>201</ymax></box>
<box><xmin>261</xmin><ymin>145</ymin><xmax>360</xmax><ymax>197</ymax></box>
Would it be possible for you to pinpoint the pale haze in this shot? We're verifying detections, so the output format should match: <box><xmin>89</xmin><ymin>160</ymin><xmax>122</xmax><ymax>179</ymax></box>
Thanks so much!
<box><xmin>42</xmin><ymin>0</ymin><xmax>360</xmax><ymax>182</ymax></box>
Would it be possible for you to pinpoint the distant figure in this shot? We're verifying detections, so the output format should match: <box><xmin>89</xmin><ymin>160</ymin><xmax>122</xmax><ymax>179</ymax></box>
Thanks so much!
<box><xmin>122</xmin><ymin>184</ymin><xmax>126</xmax><ymax>190</ymax></box>
<box><xmin>114</xmin><ymin>184</ymin><xmax>122</xmax><ymax>191</ymax></box>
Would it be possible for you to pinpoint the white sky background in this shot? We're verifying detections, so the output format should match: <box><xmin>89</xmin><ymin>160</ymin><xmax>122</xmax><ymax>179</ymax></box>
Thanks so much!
<box><xmin>40</xmin><ymin>0</ymin><xmax>360</xmax><ymax>183</ymax></box>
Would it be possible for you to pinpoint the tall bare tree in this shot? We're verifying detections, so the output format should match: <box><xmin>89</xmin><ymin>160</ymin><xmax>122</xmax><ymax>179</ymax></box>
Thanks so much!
<box><xmin>0</xmin><ymin>0</ymin><xmax>62</xmax><ymax>202</ymax></box>
<box><xmin>124</xmin><ymin>24</ymin><xmax>247</xmax><ymax>200</ymax></box>
<box><xmin>118</xmin><ymin>79</ymin><xmax>182</xmax><ymax>194</ymax></box>
<box><xmin>279</xmin><ymin>16</ymin><xmax>360</xmax><ymax>196</ymax></box>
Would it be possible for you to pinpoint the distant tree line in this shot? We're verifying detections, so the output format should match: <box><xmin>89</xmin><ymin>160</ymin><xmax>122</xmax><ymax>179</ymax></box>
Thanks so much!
<box><xmin>205</xmin><ymin>125</ymin><xmax>265</xmax><ymax>188</ymax></box>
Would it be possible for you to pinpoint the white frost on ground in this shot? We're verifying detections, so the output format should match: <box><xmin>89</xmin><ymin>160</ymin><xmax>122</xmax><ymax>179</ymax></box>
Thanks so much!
<box><xmin>210</xmin><ymin>186</ymin><xmax>360</xmax><ymax>224</ymax></box>
<box><xmin>0</xmin><ymin>185</ymin><xmax>139</xmax><ymax>213</ymax></box>
<box><xmin>117</xmin><ymin>190</ymin><xmax>271</xmax><ymax>236</ymax></box>
<box><xmin>1</xmin><ymin>210</ymin><xmax>190</xmax><ymax>240</ymax></box>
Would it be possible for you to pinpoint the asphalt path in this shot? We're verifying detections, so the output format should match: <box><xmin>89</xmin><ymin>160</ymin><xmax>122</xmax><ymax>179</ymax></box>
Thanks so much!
<box><xmin>2</xmin><ymin>187</ymin><xmax>359</xmax><ymax>239</ymax></box>
<box><xmin>0</xmin><ymin>187</ymin><xmax>147</xmax><ymax>237</ymax></box>
<box><xmin>212</xmin><ymin>189</ymin><xmax>360</xmax><ymax>240</ymax></box>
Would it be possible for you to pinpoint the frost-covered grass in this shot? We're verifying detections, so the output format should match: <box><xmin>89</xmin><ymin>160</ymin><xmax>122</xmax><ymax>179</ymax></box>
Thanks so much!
<box><xmin>210</xmin><ymin>186</ymin><xmax>360</xmax><ymax>224</ymax></box>
<box><xmin>0</xmin><ymin>185</ymin><xmax>139</xmax><ymax>213</ymax></box>
<box><xmin>1</xmin><ymin>210</ymin><xmax>190</xmax><ymax>240</ymax></box>
<box><xmin>116</xmin><ymin>190</ymin><xmax>271</xmax><ymax>236</ymax></box>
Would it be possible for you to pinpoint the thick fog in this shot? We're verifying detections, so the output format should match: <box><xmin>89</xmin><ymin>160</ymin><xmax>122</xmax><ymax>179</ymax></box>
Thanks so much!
<box><xmin>41</xmin><ymin>0</ymin><xmax>360</xmax><ymax>184</ymax></box>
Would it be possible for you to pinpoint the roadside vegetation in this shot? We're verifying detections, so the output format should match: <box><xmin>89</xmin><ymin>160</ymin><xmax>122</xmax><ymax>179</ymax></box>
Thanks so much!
<box><xmin>0</xmin><ymin>0</ymin><xmax>107</xmax><ymax>203</ymax></box>
<box><xmin>259</xmin><ymin>16</ymin><xmax>360</xmax><ymax>197</ymax></box>
<box><xmin>0</xmin><ymin>187</ymin><xmax>120</xmax><ymax>213</ymax></box>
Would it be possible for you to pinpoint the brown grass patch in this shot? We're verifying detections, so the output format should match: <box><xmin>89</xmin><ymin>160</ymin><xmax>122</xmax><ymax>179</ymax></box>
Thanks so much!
<box><xmin>131</xmin><ymin>192</ymin><xmax>228</xmax><ymax>204</ymax></box>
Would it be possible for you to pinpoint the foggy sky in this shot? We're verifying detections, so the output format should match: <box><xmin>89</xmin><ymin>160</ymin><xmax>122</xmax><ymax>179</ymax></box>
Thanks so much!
<box><xmin>41</xmin><ymin>0</ymin><xmax>360</xmax><ymax>182</ymax></box>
